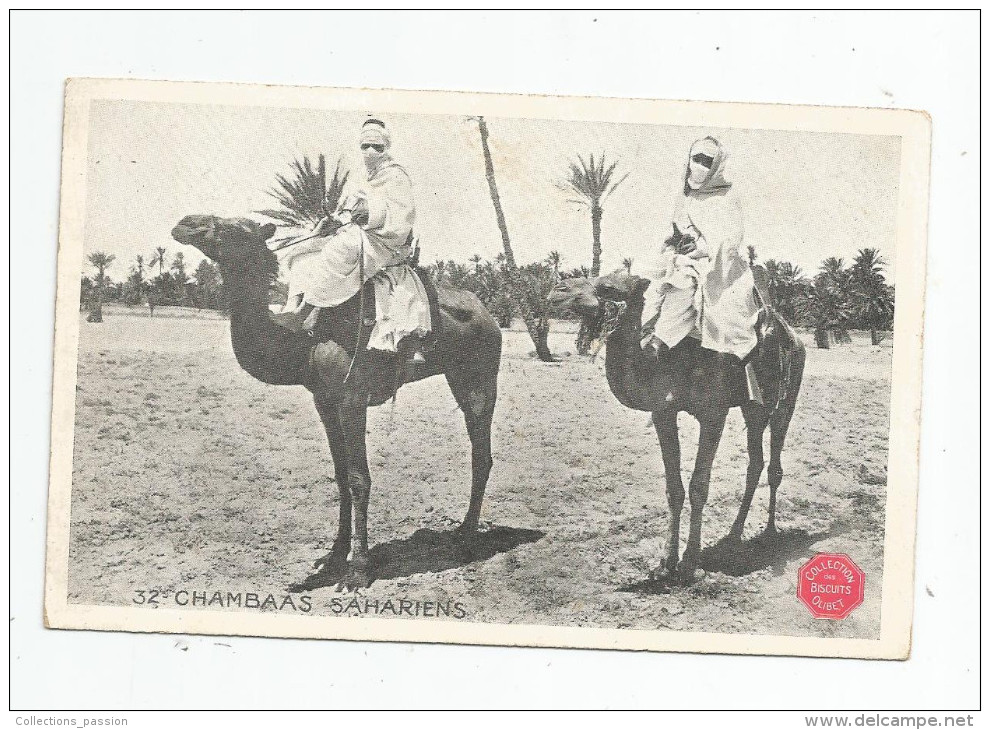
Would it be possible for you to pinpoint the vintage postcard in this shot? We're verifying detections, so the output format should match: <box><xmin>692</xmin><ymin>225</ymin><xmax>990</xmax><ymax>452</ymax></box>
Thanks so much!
<box><xmin>45</xmin><ymin>78</ymin><xmax>930</xmax><ymax>658</ymax></box>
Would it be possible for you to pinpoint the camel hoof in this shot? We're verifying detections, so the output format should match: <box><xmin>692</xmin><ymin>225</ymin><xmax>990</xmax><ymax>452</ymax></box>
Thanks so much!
<box><xmin>649</xmin><ymin>557</ymin><xmax>678</xmax><ymax>583</ymax></box>
<box><xmin>721</xmin><ymin>529</ymin><xmax>744</xmax><ymax>545</ymax></box>
<box><xmin>333</xmin><ymin>565</ymin><xmax>371</xmax><ymax>592</ymax></box>
<box><xmin>313</xmin><ymin>550</ymin><xmax>348</xmax><ymax>577</ymax></box>
<box><xmin>677</xmin><ymin>554</ymin><xmax>700</xmax><ymax>585</ymax></box>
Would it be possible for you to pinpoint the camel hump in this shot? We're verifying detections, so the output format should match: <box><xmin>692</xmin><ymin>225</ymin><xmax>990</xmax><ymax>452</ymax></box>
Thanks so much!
<box><xmin>438</xmin><ymin>287</ymin><xmax>482</xmax><ymax>323</ymax></box>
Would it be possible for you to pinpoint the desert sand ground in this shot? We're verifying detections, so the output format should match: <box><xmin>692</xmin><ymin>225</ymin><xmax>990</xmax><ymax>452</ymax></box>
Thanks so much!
<box><xmin>66</xmin><ymin>304</ymin><xmax>891</xmax><ymax>640</ymax></box>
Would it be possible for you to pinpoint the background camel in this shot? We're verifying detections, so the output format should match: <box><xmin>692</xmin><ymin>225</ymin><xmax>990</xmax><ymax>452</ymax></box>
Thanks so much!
<box><xmin>172</xmin><ymin>214</ymin><xmax>503</xmax><ymax>589</ymax></box>
<box><xmin>550</xmin><ymin>270</ymin><xmax>806</xmax><ymax>583</ymax></box>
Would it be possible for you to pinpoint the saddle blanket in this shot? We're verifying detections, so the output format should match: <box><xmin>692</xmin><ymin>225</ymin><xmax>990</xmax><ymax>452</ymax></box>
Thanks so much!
<box><xmin>275</xmin><ymin>224</ymin><xmax>431</xmax><ymax>353</ymax></box>
<box><xmin>367</xmin><ymin>263</ymin><xmax>432</xmax><ymax>353</ymax></box>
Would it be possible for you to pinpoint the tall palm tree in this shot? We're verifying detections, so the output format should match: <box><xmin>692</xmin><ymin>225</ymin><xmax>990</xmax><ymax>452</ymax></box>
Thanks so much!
<box><xmin>622</xmin><ymin>257</ymin><xmax>634</xmax><ymax>274</ymax></box>
<box><xmin>546</xmin><ymin>250</ymin><xmax>562</xmax><ymax>275</ymax></box>
<box><xmin>475</xmin><ymin>117</ymin><xmax>517</xmax><ymax>270</ymax></box>
<box><xmin>257</xmin><ymin>154</ymin><xmax>349</xmax><ymax>227</ymax></box>
<box><xmin>86</xmin><ymin>251</ymin><xmax>115</xmax><ymax>323</ymax></box>
<box><xmin>851</xmin><ymin>248</ymin><xmax>894</xmax><ymax>344</ymax></box>
<box><xmin>559</xmin><ymin>153</ymin><xmax>630</xmax><ymax>278</ymax></box>
<box><xmin>559</xmin><ymin>153</ymin><xmax>629</xmax><ymax>355</ymax></box>
<box><xmin>474</xmin><ymin>116</ymin><xmax>552</xmax><ymax>361</ymax></box>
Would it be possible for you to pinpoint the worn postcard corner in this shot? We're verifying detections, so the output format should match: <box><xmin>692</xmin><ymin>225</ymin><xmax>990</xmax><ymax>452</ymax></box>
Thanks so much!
<box><xmin>46</xmin><ymin>77</ymin><xmax>930</xmax><ymax>659</ymax></box>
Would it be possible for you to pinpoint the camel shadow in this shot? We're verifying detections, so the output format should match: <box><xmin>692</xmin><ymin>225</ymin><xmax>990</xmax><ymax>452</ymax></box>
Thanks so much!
<box><xmin>698</xmin><ymin>528</ymin><xmax>828</xmax><ymax>576</ymax></box>
<box><xmin>620</xmin><ymin>527</ymin><xmax>831</xmax><ymax>595</ymax></box>
<box><xmin>290</xmin><ymin>525</ymin><xmax>545</xmax><ymax>592</ymax></box>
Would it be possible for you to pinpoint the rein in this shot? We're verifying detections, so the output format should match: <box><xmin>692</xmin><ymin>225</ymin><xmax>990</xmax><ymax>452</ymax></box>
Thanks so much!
<box><xmin>343</xmin><ymin>225</ymin><xmax>366</xmax><ymax>384</ymax></box>
<box><xmin>590</xmin><ymin>300</ymin><xmax>627</xmax><ymax>362</ymax></box>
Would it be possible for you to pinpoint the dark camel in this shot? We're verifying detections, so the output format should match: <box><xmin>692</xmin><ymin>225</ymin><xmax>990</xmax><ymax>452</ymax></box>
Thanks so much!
<box><xmin>550</xmin><ymin>270</ymin><xmax>805</xmax><ymax>583</ymax></box>
<box><xmin>172</xmin><ymin>215</ymin><xmax>502</xmax><ymax>589</ymax></box>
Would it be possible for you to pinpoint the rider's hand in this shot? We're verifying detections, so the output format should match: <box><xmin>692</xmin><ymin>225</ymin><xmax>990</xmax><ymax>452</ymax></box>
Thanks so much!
<box><xmin>312</xmin><ymin>216</ymin><xmax>331</xmax><ymax>235</ymax></box>
<box><xmin>678</xmin><ymin>235</ymin><xmax>698</xmax><ymax>255</ymax></box>
<box><xmin>351</xmin><ymin>196</ymin><xmax>370</xmax><ymax>226</ymax></box>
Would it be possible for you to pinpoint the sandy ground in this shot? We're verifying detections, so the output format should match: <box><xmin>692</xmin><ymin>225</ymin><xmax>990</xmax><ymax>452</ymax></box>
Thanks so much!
<box><xmin>66</xmin><ymin>304</ymin><xmax>891</xmax><ymax>640</ymax></box>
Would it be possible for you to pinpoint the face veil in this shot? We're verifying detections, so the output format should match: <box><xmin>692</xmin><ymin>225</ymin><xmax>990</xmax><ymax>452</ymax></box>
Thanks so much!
<box><xmin>684</xmin><ymin>136</ymin><xmax>732</xmax><ymax>195</ymax></box>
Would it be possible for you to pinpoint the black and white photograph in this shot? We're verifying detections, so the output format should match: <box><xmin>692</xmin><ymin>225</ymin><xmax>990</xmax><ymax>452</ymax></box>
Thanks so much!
<box><xmin>43</xmin><ymin>78</ymin><xmax>929</xmax><ymax>659</ymax></box>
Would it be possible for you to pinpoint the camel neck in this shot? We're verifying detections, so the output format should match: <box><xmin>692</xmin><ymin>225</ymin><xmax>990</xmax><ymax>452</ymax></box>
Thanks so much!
<box><xmin>603</xmin><ymin>296</ymin><xmax>672</xmax><ymax>412</ymax></box>
<box><xmin>221</xmin><ymin>260</ymin><xmax>314</xmax><ymax>387</ymax></box>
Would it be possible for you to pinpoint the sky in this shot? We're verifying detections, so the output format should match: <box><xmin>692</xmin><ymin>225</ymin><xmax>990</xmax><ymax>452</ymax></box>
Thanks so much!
<box><xmin>81</xmin><ymin>99</ymin><xmax>901</xmax><ymax>282</ymax></box>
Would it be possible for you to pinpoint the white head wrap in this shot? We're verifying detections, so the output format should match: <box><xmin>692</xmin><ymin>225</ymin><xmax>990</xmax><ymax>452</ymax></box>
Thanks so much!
<box><xmin>685</xmin><ymin>136</ymin><xmax>731</xmax><ymax>194</ymax></box>
<box><xmin>360</xmin><ymin>119</ymin><xmax>391</xmax><ymax>149</ymax></box>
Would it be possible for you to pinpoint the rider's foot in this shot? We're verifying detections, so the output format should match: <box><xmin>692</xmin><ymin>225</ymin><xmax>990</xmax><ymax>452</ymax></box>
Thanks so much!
<box><xmin>744</xmin><ymin>362</ymin><xmax>764</xmax><ymax>405</ymax></box>
<box><xmin>271</xmin><ymin>303</ymin><xmax>316</xmax><ymax>333</ymax></box>
<box><xmin>641</xmin><ymin>333</ymin><xmax>663</xmax><ymax>358</ymax></box>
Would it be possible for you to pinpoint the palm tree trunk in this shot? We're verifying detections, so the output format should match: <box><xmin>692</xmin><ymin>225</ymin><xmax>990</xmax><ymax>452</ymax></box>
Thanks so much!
<box><xmin>590</xmin><ymin>204</ymin><xmax>603</xmax><ymax>277</ymax></box>
<box><xmin>575</xmin><ymin>204</ymin><xmax>606</xmax><ymax>355</ymax></box>
<box><xmin>477</xmin><ymin>117</ymin><xmax>515</xmax><ymax>269</ymax></box>
<box><xmin>522</xmin><ymin>315</ymin><xmax>553</xmax><ymax>362</ymax></box>
<box><xmin>88</xmin><ymin>269</ymin><xmax>106</xmax><ymax>323</ymax></box>
<box><xmin>476</xmin><ymin>116</ymin><xmax>554</xmax><ymax>362</ymax></box>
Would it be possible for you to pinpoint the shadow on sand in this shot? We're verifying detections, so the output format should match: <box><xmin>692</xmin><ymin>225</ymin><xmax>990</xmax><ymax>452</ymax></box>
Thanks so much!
<box><xmin>620</xmin><ymin>527</ymin><xmax>831</xmax><ymax>595</ymax></box>
<box><xmin>290</xmin><ymin>525</ymin><xmax>545</xmax><ymax>592</ymax></box>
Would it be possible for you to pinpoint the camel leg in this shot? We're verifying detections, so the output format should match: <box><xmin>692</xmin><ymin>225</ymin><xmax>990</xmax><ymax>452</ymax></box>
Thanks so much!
<box><xmin>445</xmin><ymin>370</ymin><xmax>497</xmax><ymax>533</ymax></box>
<box><xmin>679</xmin><ymin>411</ymin><xmax>728</xmax><ymax>580</ymax></box>
<box><xmin>766</xmin><ymin>403</ymin><xmax>797</xmax><ymax>535</ymax></box>
<box><xmin>728</xmin><ymin>405</ymin><xmax>769</xmax><ymax>540</ymax></box>
<box><xmin>312</xmin><ymin>397</ymin><xmax>351</xmax><ymax>577</ymax></box>
<box><xmin>338</xmin><ymin>390</ymin><xmax>372</xmax><ymax>589</ymax></box>
<box><xmin>652</xmin><ymin>408</ymin><xmax>685</xmax><ymax>575</ymax></box>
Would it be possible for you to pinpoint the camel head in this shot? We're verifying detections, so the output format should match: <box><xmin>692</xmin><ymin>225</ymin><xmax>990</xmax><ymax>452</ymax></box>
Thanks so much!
<box><xmin>171</xmin><ymin>214</ymin><xmax>278</xmax><ymax>280</ymax></box>
<box><xmin>548</xmin><ymin>276</ymin><xmax>600</xmax><ymax>316</ymax></box>
<box><xmin>549</xmin><ymin>270</ymin><xmax>652</xmax><ymax>314</ymax></box>
<box><xmin>593</xmin><ymin>270</ymin><xmax>652</xmax><ymax>303</ymax></box>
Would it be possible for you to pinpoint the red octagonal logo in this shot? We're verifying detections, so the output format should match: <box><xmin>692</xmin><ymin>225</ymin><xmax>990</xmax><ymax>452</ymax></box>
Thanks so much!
<box><xmin>797</xmin><ymin>553</ymin><xmax>865</xmax><ymax>619</ymax></box>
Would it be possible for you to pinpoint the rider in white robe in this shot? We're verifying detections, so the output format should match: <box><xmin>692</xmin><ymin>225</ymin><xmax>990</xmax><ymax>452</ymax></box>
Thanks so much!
<box><xmin>274</xmin><ymin>119</ymin><xmax>429</xmax><ymax>355</ymax></box>
<box><xmin>642</xmin><ymin>136</ymin><xmax>759</xmax><ymax>362</ymax></box>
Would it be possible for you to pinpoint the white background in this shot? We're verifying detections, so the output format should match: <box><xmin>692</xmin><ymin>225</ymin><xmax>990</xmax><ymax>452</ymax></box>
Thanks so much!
<box><xmin>9</xmin><ymin>10</ymin><xmax>981</xmax><ymax>712</ymax></box>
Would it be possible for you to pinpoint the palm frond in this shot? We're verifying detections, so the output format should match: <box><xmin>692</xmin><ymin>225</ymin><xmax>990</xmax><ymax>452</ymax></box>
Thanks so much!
<box><xmin>561</xmin><ymin>152</ymin><xmax>628</xmax><ymax>207</ymax></box>
<box><xmin>257</xmin><ymin>154</ymin><xmax>348</xmax><ymax>226</ymax></box>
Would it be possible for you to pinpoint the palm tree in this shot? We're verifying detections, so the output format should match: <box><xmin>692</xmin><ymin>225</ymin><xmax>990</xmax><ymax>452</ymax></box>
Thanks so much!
<box><xmin>170</xmin><ymin>252</ymin><xmax>190</xmax><ymax>304</ymax></box>
<box><xmin>474</xmin><ymin>116</ymin><xmax>552</xmax><ymax>361</ymax></box>
<box><xmin>124</xmin><ymin>255</ymin><xmax>146</xmax><ymax>306</ymax></box>
<box><xmin>546</xmin><ymin>250</ymin><xmax>562</xmax><ymax>275</ymax></box>
<box><xmin>764</xmin><ymin>258</ymin><xmax>806</xmax><ymax>324</ymax></box>
<box><xmin>801</xmin><ymin>258</ymin><xmax>854</xmax><ymax>348</ymax></box>
<box><xmin>86</xmin><ymin>251</ymin><xmax>115</xmax><ymax>323</ymax></box>
<box><xmin>469</xmin><ymin>254</ymin><xmax>483</xmax><ymax>274</ymax></box>
<box><xmin>149</xmin><ymin>246</ymin><xmax>167</xmax><ymax>276</ymax></box>
<box><xmin>257</xmin><ymin>154</ymin><xmax>349</xmax><ymax>227</ymax></box>
<box><xmin>622</xmin><ymin>257</ymin><xmax>634</xmax><ymax>274</ymax></box>
<box><xmin>559</xmin><ymin>153</ymin><xmax>630</xmax><ymax>278</ymax></box>
<box><xmin>559</xmin><ymin>152</ymin><xmax>629</xmax><ymax>355</ymax></box>
<box><xmin>851</xmin><ymin>248</ymin><xmax>894</xmax><ymax>344</ymax></box>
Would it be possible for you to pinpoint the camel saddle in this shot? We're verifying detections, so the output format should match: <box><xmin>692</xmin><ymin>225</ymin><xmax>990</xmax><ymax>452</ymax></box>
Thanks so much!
<box><xmin>310</xmin><ymin>263</ymin><xmax>441</xmax><ymax>358</ymax></box>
